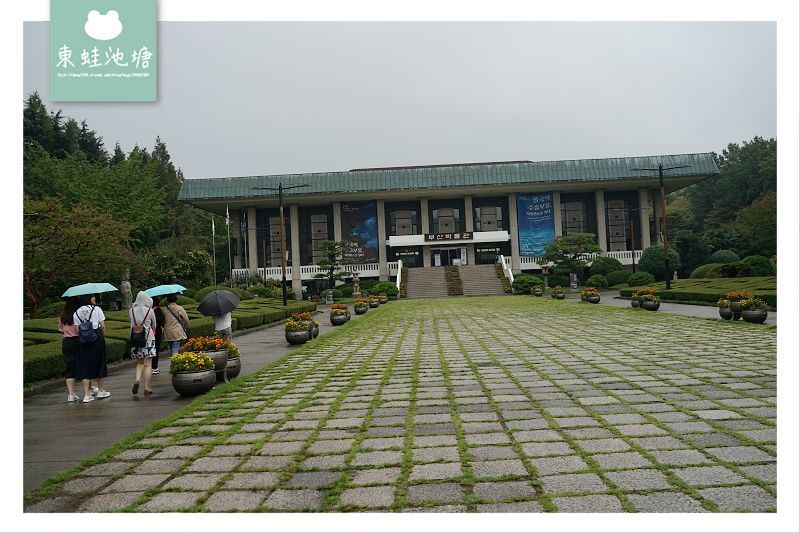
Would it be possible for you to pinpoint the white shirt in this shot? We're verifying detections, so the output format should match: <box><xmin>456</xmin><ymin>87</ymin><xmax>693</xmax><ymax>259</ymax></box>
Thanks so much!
<box><xmin>74</xmin><ymin>305</ymin><xmax>106</xmax><ymax>330</ymax></box>
<box><xmin>215</xmin><ymin>312</ymin><xmax>232</xmax><ymax>330</ymax></box>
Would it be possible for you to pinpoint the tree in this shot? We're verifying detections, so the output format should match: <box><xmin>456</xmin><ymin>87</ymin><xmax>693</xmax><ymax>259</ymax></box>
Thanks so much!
<box><xmin>674</xmin><ymin>230</ymin><xmax>710</xmax><ymax>278</ymax></box>
<box><xmin>541</xmin><ymin>233</ymin><xmax>602</xmax><ymax>280</ymax></box>
<box><xmin>734</xmin><ymin>191</ymin><xmax>776</xmax><ymax>257</ymax></box>
<box><xmin>637</xmin><ymin>244</ymin><xmax>681</xmax><ymax>281</ymax></box>
<box><xmin>24</xmin><ymin>197</ymin><xmax>132</xmax><ymax>317</ymax></box>
<box><xmin>313</xmin><ymin>241</ymin><xmax>355</xmax><ymax>289</ymax></box>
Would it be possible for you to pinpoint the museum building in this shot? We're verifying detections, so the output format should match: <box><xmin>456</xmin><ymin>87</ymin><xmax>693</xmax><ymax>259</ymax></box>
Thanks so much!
<box><xmin>178</xmin><ymin>153</ymin><xmax>719</xmax><ymax>295</ymax></box>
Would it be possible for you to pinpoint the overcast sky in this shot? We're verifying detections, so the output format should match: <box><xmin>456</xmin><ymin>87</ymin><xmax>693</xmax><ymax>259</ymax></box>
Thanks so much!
<box><xmin>24</xmin><ymin>22</ymin><xmax>776</xmax><ymax>179</ymax></box>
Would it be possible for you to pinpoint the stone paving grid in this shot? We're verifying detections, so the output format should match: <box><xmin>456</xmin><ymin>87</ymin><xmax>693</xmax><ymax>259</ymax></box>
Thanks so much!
<box><xmin>26</xmin><ymin>297</ymin><xmax>776</xmax><ymax>513</ymax></box>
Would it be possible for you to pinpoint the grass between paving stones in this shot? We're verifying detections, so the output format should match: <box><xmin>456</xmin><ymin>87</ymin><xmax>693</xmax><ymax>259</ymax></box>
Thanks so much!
<box><xmin>24</xmin><ymin>306</ymin><xmax>388</xmax><ymax>508</ymax></box>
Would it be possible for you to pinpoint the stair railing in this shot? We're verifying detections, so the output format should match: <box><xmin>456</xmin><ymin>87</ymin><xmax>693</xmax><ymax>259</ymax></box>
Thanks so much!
<box><xmin>498</xmin><ymin>255</ymin><xmax>514</xmax><ymax>284</ymax></box>
<box><xmin>395</xmin><ymin>259</ymin><xmax>403</xmax><ymax>291</ymax></box>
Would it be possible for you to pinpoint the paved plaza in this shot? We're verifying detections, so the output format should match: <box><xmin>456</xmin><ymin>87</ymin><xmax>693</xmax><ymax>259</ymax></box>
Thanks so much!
<box><xmin>25</xmin><ymin>297</ymin><xmax>777</xmax><ymax>513</ymax></box>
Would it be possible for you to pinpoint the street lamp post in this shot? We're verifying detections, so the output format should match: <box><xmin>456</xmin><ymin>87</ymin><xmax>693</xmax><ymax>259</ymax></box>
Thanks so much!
<box><xmin>630</xmin><ymin>163</ymin><xmax>690</xmax><ymax>290</ymax></box>
<box><xmin>252</xmin><ymin>182</ymin><xmax>310</xmax><ymax>306</ymax></box>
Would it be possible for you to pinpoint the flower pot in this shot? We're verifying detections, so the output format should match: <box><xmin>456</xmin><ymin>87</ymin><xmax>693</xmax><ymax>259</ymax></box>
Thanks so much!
<box><xmin>368</xmin><ymin>301</ymin><xmax>379</xmax><ymax>308</ymax></box>
<box><xmin>285</xmin><ymin>330</ymin><xmax>310</xmax><ymax>345</ymax></box>
<box><xmin>718</xmin><ymin>307</ymin><xmax>733</xmax><ymax>320</ymax></box>
<box><xmin>631</xmin><ymin>298</ymin><xmax>640</xmax><ymax>308</ymax></box>
<box><xmin>310</xmin><ymin>325</ymin><xmax>320</xmax><ymax>339</ymax></box>
<box><xmin>171</xmin><ymin>370</ymin><xmax>216</xmax><ymax>396</ymax></box>
<box><xmin>225</xmin><ymin>357</ymin><xmax>241</xmax><ymax>379</ymax></box>
<box><xmin>379</xmin><ymin>296</ymin><xmax>388</xmax><ymax>304</ymax></box>
<box><xmin>642</xmin><ymin>300</ymin><xmax>660</xmax><ymax>311</ymax></box>
<box><xmin>729</xmin><ymin>301</ymin><xmax>742</xmax><ymax>321</ymax></box>
<box><xmin>354</xmin><ymin>306</ymin><xmax>368</xmax><ymax>315</ymax></box>
<box><xmin>553</xmin><ymin>293</ymin><xmax>566</xmax><ymax>300</ymax></box>
<box><xmin>580</xmin><ymin>294</ymin><xmax>587</xmax><ymax>302</ymax></box>
<box><xmin>741</xmin><ymin>309</ymin><xmax>768</xmax><ymax>324</ymax></box>
<box><xmin>206</xmin><ymin>350</ymin><xmax>228</xmax><ymax>372</ymax></box>
<box><xmin>330</xmin><ymin>314</ymin><xmax>348</xmax><ymax>326</ymax></box>
<box><xmin>533</xmin><ymin>290</ymin><xmax>543</xmax><ymax>297</ymax></box>
<box><xmin>587</xmin><ymin>295</ymin><xmax>601</xmax><ymax>304</ymax></box>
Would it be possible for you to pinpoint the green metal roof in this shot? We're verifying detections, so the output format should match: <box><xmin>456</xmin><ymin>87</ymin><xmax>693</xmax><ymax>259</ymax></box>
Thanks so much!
<box><xmin>178</xmin><ymin>153</ymin><xmax>719</xmax><ymax>202</ymax></box>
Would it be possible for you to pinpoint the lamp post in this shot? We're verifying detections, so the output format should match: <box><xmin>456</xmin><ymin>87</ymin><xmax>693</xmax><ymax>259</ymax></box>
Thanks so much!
<box><xmin>251</xmin><ymin>182</ymin><xmax>310</xmax><ymax>306</ymax></box>
<box><xmin>630</xmin><ymin>163</ymin><xmax>690</xmax><ymax>290</ymax></box>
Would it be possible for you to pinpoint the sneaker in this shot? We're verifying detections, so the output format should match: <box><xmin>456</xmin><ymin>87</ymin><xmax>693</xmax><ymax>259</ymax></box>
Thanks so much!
<box><xmin>67</xmin><ymin>394</ymin><xmax>80</xmax><ymax>402</ymax></box>
<box><xmin>151</xmin><ymin>368</ymin><xmax>160</xmax><ymax>375</ymax></box>
<box><xmin>82</xmin><ymin>395</ymin><xmax>95</xmax><ymax>403</ymax></box>
<box><xmin>132</xmin><ymin>381</ymin><xmax>140</xmax><ymax>394</ymax></box>
<box><xmin>90</xmin><ymin>386</ymin><xmax>99</xmax><ymax>396</ymax></box>
<box><xmin>95</xmin><ymin>390</ymin><xmax>111</xmax><ymax>399</ymax></box>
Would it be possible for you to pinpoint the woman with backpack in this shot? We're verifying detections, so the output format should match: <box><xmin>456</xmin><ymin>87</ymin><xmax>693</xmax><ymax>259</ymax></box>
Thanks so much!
<box><xmin>74</xmin><ymin>294</ymin><xmax>110</xmax><ymax>403</ymax></box>
<box><xmin>162</xmin><ymin>293</ymin><xmax>190</xmax><ymax>356</ymax></box>
<box><xmin>150</xmin><ymin>295</ymin><xmax>165</xmax><ymax>375</ymax></box>
<box><xmin>129</xmin><ymin>291</ymin><xmax>157</xmax><ymax>395</ymax></box>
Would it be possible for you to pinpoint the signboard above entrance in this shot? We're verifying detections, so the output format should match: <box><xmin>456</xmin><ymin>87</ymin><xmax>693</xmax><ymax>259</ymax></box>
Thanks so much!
<box><xmin>425</xmin><ymin>232</ymin><xmax>473</xmax><ymax>242</ymax></box>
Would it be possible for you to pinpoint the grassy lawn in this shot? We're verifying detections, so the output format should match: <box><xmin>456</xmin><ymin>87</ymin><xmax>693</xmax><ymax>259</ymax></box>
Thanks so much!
<box><xmin>26</xmin><ymin>297</ymin><xmax>776</xmax><ymax>513</ymax></box>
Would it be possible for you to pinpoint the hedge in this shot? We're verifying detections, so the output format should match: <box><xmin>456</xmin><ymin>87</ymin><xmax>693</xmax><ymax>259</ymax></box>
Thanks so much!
<box><xmin>619</xmin><ymin>277</ymin><xmax>776</xmax><ymax>307</ymax></box>
<box><xmin>689</xmin><ymin>263</ymin><xmax>723</xmax><ymax>279</ymax></box>
<box><xmin>194</xmin><ymin>285</ymin><xmax>253</xmax><ymax>302</ymax></box>
<box><xmin>512</xmin><ymin>274</ymin><xmax>544</xmax><ymax>294</ymax></box>
<box><xmin>589</xmin><ymin>257</ymin><xmax>624</xmax><ymax>277</ymax></box>
<box><xmin>23</xmin><ymin>337</ymin><xmax>127</xmax><ymax>384</ymax></box>
<box><xmin>369</xmin><ymin>281</ymin><xmax>399</xmax><ymax>297</ymax></box>
<box><xmin>606</xmin><ymin>270</ymin><xmax>631</xmax><ymax>286</ymax></box>
<box><xmin>627</xmin><ymin>271</ymin><xmax>656</xmax><ymax>287</ymax></box>
<box><xmin>586</xmin><ymin>274</ymin><xmax>609</xmax><ymax>289</ymax></box>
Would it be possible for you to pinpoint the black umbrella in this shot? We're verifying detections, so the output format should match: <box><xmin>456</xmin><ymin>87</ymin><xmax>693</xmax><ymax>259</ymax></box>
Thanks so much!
<box><xmin>197</xmin><ymin>290</ymin><xmax>240</xmax><ymax>317</ymax></box>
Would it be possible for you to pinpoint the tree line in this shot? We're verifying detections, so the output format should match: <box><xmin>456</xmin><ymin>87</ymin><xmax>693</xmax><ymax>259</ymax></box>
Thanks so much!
<box><xmin>23</xmin><ymin>92</ymin><xmax>229</xmax><ymax>317</ymax></box>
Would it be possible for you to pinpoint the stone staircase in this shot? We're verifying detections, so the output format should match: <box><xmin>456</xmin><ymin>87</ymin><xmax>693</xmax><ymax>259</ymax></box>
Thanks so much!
<box><xmin>405</xmin><ymin>267</ymin><xmax>448</xmax><ymax>299</ymax></box>
<box><xmin>459</xmin><ymin>264</ymin><xmax>507</xmax><ymax>296</ymax></box>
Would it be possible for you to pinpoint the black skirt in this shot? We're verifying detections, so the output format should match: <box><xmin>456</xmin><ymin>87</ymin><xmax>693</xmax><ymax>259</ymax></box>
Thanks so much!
<box><xmin>62</xmin><ymin>336</ymin><xmax>80</xmax><ymax>379</ymax></box>
<box><xmin>75</xmin><ymin>333</ymin><xmax>108</xmax><ymax>380</ymax></box>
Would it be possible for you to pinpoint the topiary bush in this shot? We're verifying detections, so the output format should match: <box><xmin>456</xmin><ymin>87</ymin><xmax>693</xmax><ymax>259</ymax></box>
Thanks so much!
<box><xmin>719</xmin><ymin>262</ymin><xmax>754</xmax><ymax>278</ymax></box>
<box><xmin>741</xmin><ymin>255</ymin><xmax>775</xmax><ymax>276</ymax></box>
<box><xmin>249</xmin><ymin>286</ymin><xmax>275</xmax><ymax>298</ymax></box>
<box><xmin>175</xmin><ymin>295</ymin><xmax>197</xmax><ymax>306</ymax></box>
<box><xmin>638</xmin><ymin>244</ymin><xmax>681</xmax><ymax>281</ymax></box>
<box><xmin>606</xmin><ymin>270</ymin><xmax>631</xmax><ymax>286</ymax></box>
<box><xmin>547</xmin><ymin>274</ymin><xmax>569</xmax><ymax>288</ymax></box>
<box><xmin>34</xmin><ymin>301</ymin><xmax>67</xmax><ymax>319</ymax></box>
<box><xmin>589</xmin><ymin>257</ymin><xmax>624</xmax><ymax>277</ymax></box>
<box><xmin>369</xmin><ymin>281</ymin><xmax>399</xmax><ymax>297</ymax></box>
<box><xmin>689</xmin><ymin>263</ymin><xmax>723</xmax><ymax>279</ymax></box>
<box><xmin>708</xmin><ymin>249</ymin><xmax>740</xmax><ymax>264</ymax></box>
<box><xmin>194</xmin><ymin>285</ymin><xmax>253</xmax><ymax>302</ymax></box>
<box><xmin>627</xmin><ymin>271</ymin><xmax>657</xmax><ymax>287</ymax></box>
<box><xmin>511</xmin><ymin>274</ymin><xmax>544</xmax><ymax>294</ymax></box>
<box><xmin>586</xmin><ymin>274</ymin><xmax>609</xmax><ymax>289</ymax></box>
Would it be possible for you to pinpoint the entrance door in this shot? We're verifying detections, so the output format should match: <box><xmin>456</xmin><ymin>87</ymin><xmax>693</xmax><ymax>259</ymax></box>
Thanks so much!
<box><xmin>430</xmin><ymin>247</ymin><xmax>467</xmax><ymax>266</ymax></box>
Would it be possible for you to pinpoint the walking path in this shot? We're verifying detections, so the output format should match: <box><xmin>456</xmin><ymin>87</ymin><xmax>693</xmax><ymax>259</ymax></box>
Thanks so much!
<box><xmin>22</xmin><ymin>304</ymin><xmax>354</xmax><ymax>493</ymax></box>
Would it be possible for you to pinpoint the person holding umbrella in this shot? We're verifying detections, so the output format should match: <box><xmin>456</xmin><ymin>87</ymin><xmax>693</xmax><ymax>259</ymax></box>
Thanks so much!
<box><xmin>58</xmin><ymin>297</ymin><xmax>82</xmax><ymax>402</ymax></box>
<box><xmin>162</xmin><ymin>293</ymin><xmax>190</xmax><ymax>356</ymax></box>
<box><xmin>197</xmin><ymin>290</ymin><xmax>240</xmax><ymax>339</ymax></box>
<box><xmin>129</xmin><ymin>291</ymin><xmax>157</xmax><ymax>395</ymax></box>
<box><xmin>74</xmin><ymin>294</ymin><xmax>110</xmax><ymax>403</ymax></box>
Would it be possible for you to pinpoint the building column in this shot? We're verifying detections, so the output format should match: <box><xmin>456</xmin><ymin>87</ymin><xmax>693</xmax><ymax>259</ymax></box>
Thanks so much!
<box><xmin>463</xmin><ymin>195</ymin><xmax>475</xmax><ymax>265</ymax></box>
<box><xmin>420</xmin><ymin>198</ymin><xmax>430</xmax><ymax>268</ymax></box>
<box><xmin>377</xmin><ymin>199</ymin><xmax>388</xmax><ymax>280</ymax></box>
<box><xmin>637</xmin><ymin>188</ymin><xmax>651</xmax><ymax>250</ymax></box>
<box><xmin>332</xmin><ymin>202</ymin><xmax>342</xmax><ymax>241</ymax></box>
<box><xmin>594</xmin><ymin>190</ymin><xmax>608</xmax><ymax>253</ymax></box>
<box><xmin>507</xmin><ymin>193</ymin><xmax>521</xmax><ymax>274</ymax></box>
<box><xmin>231</xmin><ymin>210</ymin><xmax>242</xmax><ymax>269</ymax></box>
<box><xmin>552</xmin><ymin>191</ymin><xmax>563</xmax><ymax>237</ymax></box>
<box><xmin>247</xmin><ymin>206</ymin><xmax>258</xmax><ymax>272</ymax></box>
<box><xmin>652</xmin><ymin>189</ymin><xmax>664</xmax><ymax>244</ymax></box>
<box><xmin>290</xmin><ymin>205</ymin><xmax>302</xmax><ymax>298</ymax></box>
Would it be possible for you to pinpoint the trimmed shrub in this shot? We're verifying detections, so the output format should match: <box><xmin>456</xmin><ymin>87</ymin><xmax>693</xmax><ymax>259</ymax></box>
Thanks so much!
<box><xmin>719</xmin><ymin>262</ymin><xmax>754</xmax><ymax>278</ymax></box>
<box><xmin>589</xmin><ymin>257</ymin><xmax>624</xmax><ymax>277</ymax></box>
<box><xmin>638</xmin><ymin>244</ymin><xmax>681</xmax><ymax>281</ymax></box>
<box><xmin>547</xmin><ymin>274</ymin><xmax>569</xmax><ymax>288</ymax></box>
<box><xmin>338</xmin><ymin>284</ymin><xmax>354</xmax><ymax>297</ymax></box>
<box><xmin>627</xmin><ymin>271</ymin><xmax>657</xmax><ymax>287</ymax></box>
<box><xmin>606</xmin><ymin>270</ymin><xmax>631</xmax><ymax>286</ymax></box>
<box><xmin>34</xmin><ymin>301</ymin><xmax>68</xmax><ymax>319</ymax></box>
<box><xmin>708</xmin><ymin>249</ymin><xmax>740</xmax><ymax>264</ymax></box>
<box><xmin>586</xmin><ymin>274</ymin><xmax>609</xmax><ymax>289</ymax></box>
<box><xmin>741</xmin><ymin>255</ymin><xmax>775</xmax><ymax>276</ymax></box>
<box><xmin>23</xmin><ymin>337</ymin><xmax>127</xmax><ymax>384</ymax></box>
<box><xmin>232</xmin><ymin>312</ymin><xmax>263</xmax><ymax>329</ymax></box>
<box><xmin>369</xmin><ymin>281</ymin><xmax>399</xmax><ymax>297</ymax></box>
<box><xmin>249</xmin><ymin>286</ymin><xmax>275</xmax><ymax>298</ymax></box>
<box><xmin>194</xmin><ymin>285</ymin><xmax>253</xmax><ymax>302</ymax></box>
<box><xmin>689</xmin><ymin>263</ymin><xmax>723</xmax><ymax>279</ymax></box>
<box><xmin>182</xmin><ymin>288</ymin><xmax>196</xmax><ymax>299</ymax></box>
<box><xmin>175</xmin><ymin>295</ymin><xmax>197</xmax><ymax>306</ymax></box>
<box><xmin>512</xmin><ymin>274</ymin><xmax>544</xmax><ymax>294</ymax></box>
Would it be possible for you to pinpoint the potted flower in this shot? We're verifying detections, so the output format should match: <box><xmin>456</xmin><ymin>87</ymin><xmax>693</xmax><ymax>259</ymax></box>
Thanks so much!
<box><xmin>725</xmin><ymin>290</ymin><xmax>753</xmax><ymax>320</ymax></box>
<box><xmin>630</xmin><ymin>290</ymin><xmax>640</xmax><ymax>308</ymax></box>
<box><xmin>330</xmin><ymin>303</ymin><xmax>350</xmax><ymax>325</ymax></box>
<box><xmin>582</xmin><ymin>287</ymin><xmax>601</xmax><ymax>304</ymax></box>
<box><xmin>292</xmin><ymin>311</ymin><xmax>320</xmax><ymax>339</ymax></box>
<box><xmin>378</xmin><ymin>293</ymin><xmax>389</xmax><ymax>304</ymax></box>
<box><xmin>182</xmin><ymin>336</ymin><xmax>228</xmax><ymax>381</ymax></box>
<box><xmin>170</xmin><ymin>351</ymin><xmax>216</xmax><ymax>396</ymax></box>
<box><xmin>640</xmin><ymin>293</ymin><xmax>660</xmax><ymax>311</ymax></box>
<box><xmin>551</xmin><ymin>286</ymin><xmax>566</xmax><ymax>299</ymax></box>
<box><xmin>225</xmin><ymin>342</ymin><xmax>242</xmax><ymax>379</ymax></box>
<box><xmin>369</xmin><ymin>296</ymin><xmax>380</xmax><ymax>308</ymax></box>
<box><xmin>285</xmin><ymin>318</ymin><xmax>311</xmax><ymax>345</ymax></box>
<box><xmin>636</xmin><ymin>287</ymin><xmax>659</xmax><ymax>304</ymax></box>
<box><xmin>716</xmin><ymin>298</ymin><xmax>733</xmax><ymax>320</ymax></box>
<box><xmin>531</xmin><ymin>284</ymin><xmax>543</xmax><ymax>297</ymax></box>
<box><xmin>739</xmin><ymin>297</ymin><xmax>769</xmax><ymax>324</ymax></box>
<box><xmin>354</xmin><ymin>298</ymin><xmax>369</xmax><ymax>315</ymax></box>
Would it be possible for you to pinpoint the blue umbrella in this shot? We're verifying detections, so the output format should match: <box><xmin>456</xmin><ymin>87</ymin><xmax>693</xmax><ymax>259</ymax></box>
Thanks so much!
<box><xmin>145</xmin><ymin>284</ymin><xmax>188</xmax><ymax>297</ymax></box>
<box><xmin>62</xmin><ymin>282</ymin><xmax>118</xmax><ymax>298</ymax></box>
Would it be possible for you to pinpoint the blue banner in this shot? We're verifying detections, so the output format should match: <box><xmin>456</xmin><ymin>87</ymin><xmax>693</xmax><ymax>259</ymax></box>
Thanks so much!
<box><xmin>517</xmin><ymin>193</ymin><xmax>555</xmax><ymax>256</ymax></box>
<box><xmin>341</xmin><ymin>201</ymin><xmax>379</xmax><ymax>263</ymax></box>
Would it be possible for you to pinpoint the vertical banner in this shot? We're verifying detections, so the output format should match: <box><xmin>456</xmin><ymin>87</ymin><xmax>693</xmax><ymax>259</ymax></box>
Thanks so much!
<box><xmin>341</xmin><ymin>201</ymin><xmax>379</xmax><ymax>263</ymax></box>
<box><xmin>516</xmin><ymin>192</ymin><xmax>555</xmax><ymax>256</ymax></box>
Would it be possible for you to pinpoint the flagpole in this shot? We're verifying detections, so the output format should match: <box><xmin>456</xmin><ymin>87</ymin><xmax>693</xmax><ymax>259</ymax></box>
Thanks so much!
<box><xmin>226</xmin><ymin>205</ymin><xmax>232</xmax><ymax>286</ymax></box>
<box><xmin>211</xmin><ymin>217</ymin><xmax>217</xmax><ymax>285</ymax></box>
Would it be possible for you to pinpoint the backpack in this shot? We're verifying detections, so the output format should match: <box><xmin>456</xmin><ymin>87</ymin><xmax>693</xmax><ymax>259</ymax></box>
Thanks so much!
<box><xmin>130</xmin><ymin>308</ymin><xmax>152</xmax><ymax>348</ymax></box>
<box><xmin>78</xmin><ymin>306</ymin><xmax>98</xmax><ymax>344</ymax></box>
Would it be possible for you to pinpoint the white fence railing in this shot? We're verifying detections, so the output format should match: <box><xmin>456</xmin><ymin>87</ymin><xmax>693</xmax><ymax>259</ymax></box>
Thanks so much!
<box><xmin>498</xmin><ymin>255</ymin><xmax>514</xmax><ymax>284</ymax></box>
<box><xmin>234</xmin><ymin>262</ymin><xmax>399</xmax><ymax>282</ymax></box>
